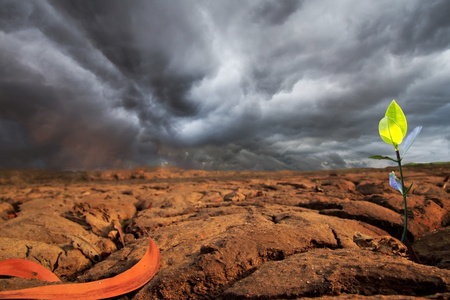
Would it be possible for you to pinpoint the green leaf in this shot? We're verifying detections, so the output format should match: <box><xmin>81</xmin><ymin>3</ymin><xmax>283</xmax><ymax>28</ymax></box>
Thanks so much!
<box><xmin>378</xmin><ymin>100</ymin><xmax>408</xmax><ymax>149</ymax></box>
<box><xmin>405</xmin><ymin>182</ymin><xmax>414</xmax><ymax>195</ymax></box>
<box><xmin>385</xmin><ymin>100</ymin><xmax>407</xmax><ymax>138</ymax></box>
<box><xmin>368</xmin><ymin>155</ymin><xmax>398</xmax><ymax>162</ymax></box>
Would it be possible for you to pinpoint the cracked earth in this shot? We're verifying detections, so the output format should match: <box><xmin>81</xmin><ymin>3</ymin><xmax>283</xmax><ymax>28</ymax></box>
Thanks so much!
<box><xmin>0</xmin><ymin>164</ymin><xmax>449</xmax><ymax>299</ymax></box>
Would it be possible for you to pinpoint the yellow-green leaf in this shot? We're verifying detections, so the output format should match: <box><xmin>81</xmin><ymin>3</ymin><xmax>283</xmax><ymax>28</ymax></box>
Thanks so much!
<box><xmin>378</xmin><ymin>100</ymin><xmax>408</xmax><ymax>149</ymax></box>
<box><xmin>385</xmin><ymin>100</ymin><xmax>407</xmax><ymax>138</ymax></box>
<box><xmin>379</xmin><ymin>116</ymin><xmax>404</xmax><ymax>148</ymax></box>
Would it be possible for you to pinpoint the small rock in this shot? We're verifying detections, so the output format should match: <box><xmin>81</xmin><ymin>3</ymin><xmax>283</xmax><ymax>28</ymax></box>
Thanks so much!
<box><xmin>108</xmin><ymin>230</ymin><xmax>118</xmax><ymax>240</ymax></box>
<box><xmin>0</xmin><ymin>202</ymin><xmax>14</xmax><ymax>214</ymax></box>
<box><xmin>353</xmin><ymin>232</ymin><xmax>407</xmax><ymax>257</ymax></box>
<box><xmin>223</xmin><ymin>191</ymin><xmax>246</xmax><ymax>202</ymax></box>
<box><xmin>124</xmin><ymin>233</ymin><xmax>135</xmax><ymax>244</ymax></box>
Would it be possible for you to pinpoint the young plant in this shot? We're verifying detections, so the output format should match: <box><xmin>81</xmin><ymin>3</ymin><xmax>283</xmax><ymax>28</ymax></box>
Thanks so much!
<box><xmin>370</xmin><ymin>100</ymin><xmax>422</xmax><ymax>242</ymax></box>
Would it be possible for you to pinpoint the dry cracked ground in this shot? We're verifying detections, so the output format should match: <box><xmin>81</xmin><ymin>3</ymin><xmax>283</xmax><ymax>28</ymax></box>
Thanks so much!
<box><xmin>0</xmin><ymin>164</ymin><xmax>449</xmax><ymax>299</ymax></box>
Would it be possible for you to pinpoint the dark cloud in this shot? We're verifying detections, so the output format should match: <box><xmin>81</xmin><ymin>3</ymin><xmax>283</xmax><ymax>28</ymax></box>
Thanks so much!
<box><xmin>51</xmin><ymin>0</ymin><xmax>217</xmax><ymax>116</ymax></box>
<box><xmin>0</xmin><ymin>0</ymin><xmax>449</xmax><ymax>170</ymax></box>
<box><xmin>392</xmin><ymin>1</ymin><xmax>450</xmax><ymax>55</ymax></box>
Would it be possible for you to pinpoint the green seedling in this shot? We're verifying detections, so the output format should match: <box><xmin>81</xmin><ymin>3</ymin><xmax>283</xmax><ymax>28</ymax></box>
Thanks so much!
<box><xmin>41</xmin><ymin>258</ymin><xmax>48</xmax><ymax>269</ymax></box>
<box><xmin>370</xmin><ymin>100</ymin><xmax>422</xmax><ymax>242</ymax></box>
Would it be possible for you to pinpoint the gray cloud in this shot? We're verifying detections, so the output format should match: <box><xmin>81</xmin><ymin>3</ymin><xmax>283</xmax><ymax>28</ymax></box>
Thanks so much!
<box><xmin>0</xmin><ymin>0</ymin><xmax>449</xmax><ymax>170</ymax></box>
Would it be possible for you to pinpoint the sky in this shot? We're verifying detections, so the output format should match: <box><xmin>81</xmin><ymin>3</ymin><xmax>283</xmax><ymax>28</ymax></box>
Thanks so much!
<box><xmin>0</xmin><ymin>0</ymin><xmax>449</xmax><ymax>171</ymax></box>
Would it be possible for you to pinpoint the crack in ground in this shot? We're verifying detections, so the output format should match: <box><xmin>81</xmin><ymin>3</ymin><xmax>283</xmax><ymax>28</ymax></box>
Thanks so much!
<box><xmin>331</xmin><ymin>229</ymin><xmax>342</xmax><ymax>248</ymax></box>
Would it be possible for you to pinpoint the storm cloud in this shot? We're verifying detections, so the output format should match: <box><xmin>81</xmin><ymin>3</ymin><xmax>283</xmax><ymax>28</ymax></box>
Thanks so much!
<box><xmin>1</xmin><ymin>0</ymin><xmax>449</xmax><ymax>170</ymax></box>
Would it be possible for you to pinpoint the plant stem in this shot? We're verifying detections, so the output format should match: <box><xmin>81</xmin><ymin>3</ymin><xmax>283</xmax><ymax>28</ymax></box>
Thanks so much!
<box><xmin>396</xmin><ymin>150</ymin><xmax>408</xmax><ymax>242</ymax></box>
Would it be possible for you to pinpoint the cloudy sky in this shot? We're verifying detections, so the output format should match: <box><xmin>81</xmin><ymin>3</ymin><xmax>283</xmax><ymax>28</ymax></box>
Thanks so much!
<box><xmin>1</xmin><ymin>0</ymin><xmax>449</xmax><ymax>171</ymax></box>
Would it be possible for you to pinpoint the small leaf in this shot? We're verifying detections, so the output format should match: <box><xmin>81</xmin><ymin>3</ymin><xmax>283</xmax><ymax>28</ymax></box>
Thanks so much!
<box><xmin>368</xmin><ymin>155</ymin><xmax>398</xmax><ymax>162</ymax></box>
<box><xmin>379</xmin><ymin>116</ymin><xmax>395</xmax><ymax>146</ymax></box>
<box><xmin>401</xmin><ymin>126</ymin><xmax>422</xmax><ymax>158</ymax></box>
<box><xmin>405</xmin><ymin>182</ymin><xmax>414</xmax><ymax>195</ymax></box>
<box><xmin>389</xmin><ymin>171</ymin><xmax>403</xmax><ymax>194</ymax></box>
<box><xmin>379</xmin><ymin>116</ymin><xmax>404</xmax><ymax>149</ymax></box>
<box><xmin>378</xmin><ymin>100</ymin><xmax>408</xmax><ymax>149</ymax></box>
<box><xmin>385</xmin><ymin>100</ymin><xmax>407</xmax><ymax>138</ymax></box>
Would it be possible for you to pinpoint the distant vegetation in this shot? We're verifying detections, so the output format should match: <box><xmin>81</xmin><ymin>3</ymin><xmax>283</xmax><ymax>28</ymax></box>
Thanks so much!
<box><xmin>404</xmin><ymin>161</ymin><xmax>450</xmax><ymax>167</ymax></box>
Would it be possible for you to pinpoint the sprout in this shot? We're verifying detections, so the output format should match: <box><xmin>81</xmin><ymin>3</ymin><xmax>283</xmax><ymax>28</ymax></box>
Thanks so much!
<box><xmin>370</xmin><ymin>100</ymin><xmax>422</xmax><ymax>243</ymax></box>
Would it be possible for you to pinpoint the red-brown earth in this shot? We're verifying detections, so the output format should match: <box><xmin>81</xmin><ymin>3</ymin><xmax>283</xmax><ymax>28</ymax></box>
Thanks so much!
<box><xmin>0</xmin><ymin>164</ymin><xmax>449</xmax><ymax>299</ymax></box>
